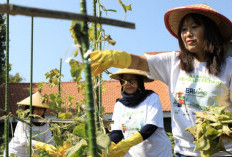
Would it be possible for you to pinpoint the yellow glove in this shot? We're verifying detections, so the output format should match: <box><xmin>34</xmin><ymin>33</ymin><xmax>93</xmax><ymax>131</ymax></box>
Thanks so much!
<box><xmin>110</xmin><ymin>132</ymin><xmax>143</xmax><ymax>157</ymax></box>
<box><xmin>90</xmin><ymin>50</ymin><xmax>131</xmax><ymax>76</ymax></box>
<box><xmin>35</xmin><ymin>141</ymin><xmax>57</xmax><ymax>156</ymax></box>
<box><xmin>58</xmin><ymin>143</ymin><xmax>72</xmax><ymax>157</ymax></box>
<box><xmin>109</xmin><ymin>142</ymin><xmax>117</xmax><ymax>157</ymax></box>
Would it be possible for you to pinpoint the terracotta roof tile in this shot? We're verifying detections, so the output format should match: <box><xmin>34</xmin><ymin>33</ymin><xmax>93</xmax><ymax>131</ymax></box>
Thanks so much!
<box><xmin>101</xmin><ymin>80</ymin><xmax>171</xmax><ymax>113</ymax></box>
<box><xmin>0</xmin><ymin>80</ymin><xmax>171</xmax><ymax>116</ymax></box>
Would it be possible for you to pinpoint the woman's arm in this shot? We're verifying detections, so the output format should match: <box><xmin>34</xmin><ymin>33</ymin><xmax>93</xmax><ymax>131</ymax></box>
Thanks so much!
<box><xmin>14</xmin><ymin>122</ymin><xmax>30</xmax><ymax>145</ymax></box>
<box><xmin>110</xmin><ymin>130</ymin><xmax>124</xmax><ymax>144</ymax></box>
<box><xmin>90</xmin><ymin>50</ymin><xmax>149</xmax><ymax>76</ymax></box>
<box><xmin>139</xmin><ymin>124</ymin><xmax>158</xmax><ymax>140</ymax></box>
<box><xmin>129</xmin><ymin>54</ymin><xmax>149</xmax><ymax>72</ymax></box>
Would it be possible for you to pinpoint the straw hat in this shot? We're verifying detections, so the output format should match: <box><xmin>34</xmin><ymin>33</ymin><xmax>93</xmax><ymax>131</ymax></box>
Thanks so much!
<box><xmin>17</xmin><ymin>91</ymin><xmax>50</xmax><ymax>109</ymax></box>
<box><xmin>164</xmin><ymin>3</ymin><xmax>232</xmax><ymax>42</ymax></box>
<box><xmin>109</xmin><ymin>68</ymin><xmax>153</xmax><ymax>82</ymax></box>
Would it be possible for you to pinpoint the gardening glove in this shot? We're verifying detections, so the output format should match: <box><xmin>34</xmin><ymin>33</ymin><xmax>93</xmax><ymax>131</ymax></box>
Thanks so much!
<box><xmin>108</xmin><ymin>142</ymin><xmax>117</xmax><ymax>157</ymax></box>
<box><xmin>110</xmin><ymin>132</ymin><xmax>143</xmax><ymax>157</ymax></box>
<box><xmin>90</xmin><ymin>50</ymin><xmax>131</xmax><ymax>76</ymax></box>
<box><xmin>35</xmin><ymin>141</ymin><xmax>57</xmax><ymax>156</ymax></box>
<box><xmin>58</xmin><ymin>143</ymin><xmax>72</xmax><ymax>157</ymax></box>
<box><xmin>102</xmin><ymin>142</ymin><xmax>116</xmax><ymax>157</ymax></box>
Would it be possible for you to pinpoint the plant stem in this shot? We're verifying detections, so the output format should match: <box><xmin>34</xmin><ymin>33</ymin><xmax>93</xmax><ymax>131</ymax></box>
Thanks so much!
<box><xmin>80</xmin><ymin>0</ymin><xmax>97</xmax><ymax>156</ymax></box>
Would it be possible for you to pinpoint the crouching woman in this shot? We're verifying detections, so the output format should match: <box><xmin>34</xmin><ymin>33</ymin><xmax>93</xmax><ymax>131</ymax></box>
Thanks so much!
<box><xmin>7</xmin><ymin>92</ymin><xmax>56</xmax><ymax>157</ymax></box>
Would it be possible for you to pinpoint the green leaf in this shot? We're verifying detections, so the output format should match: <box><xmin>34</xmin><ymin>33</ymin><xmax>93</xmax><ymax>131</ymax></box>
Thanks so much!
<box><xmin>195</xmin><ymin>111</ymin><xmax>217</xmax><ymax>122</ymax></box>
<box><xmin>99</xmin><ymin>3</ymin><xmax>117</xmax><ymax>13</ymax></box>
<box><xmin>125</xmin><ymin>4</ymin><xmax>132</xmax><ymax>11</ymax></box>
<box><xmin>118</xmin><ymin>0</ymin><xmax>132</xmax><ymax>20</ymax></box>
<box><xmin>195</xmin><ymin>135</ymin><xmax>210</xmax><ymax>151</ymax></box>
<box><xmin>69</xmin><ymin>59</ymin><xmax>83</xmax><ymax>82</ymax></box>
<box><xmin>96</xmin><ymin>133</ymin><xmax>111</xmax><ymax>150</ymax></box>
<box><xmin>70</xmin><ymin>20</ymin><xmax>85</xmax><ymax>45</ymax></box>
<box><xmin>65</xmin><ymin>139</ymin><xmax>88</xmax><ymax>157</ymax></box>
<box><xmin>73</xmin><ymin>123</ymin><xmax>87</xmax><ymax>138</ymax></box>
<box><xmin>88</xmin><ymin>24</ymin><xmax>101</xmax><ymax>42</ymax></box>
<box><xmin>201</xmin><ymin>137</ymin><xmax>226</xmax><ymax>157</ymax></box>
<box><xmin>44</xmin><ymin>68</ymin><xmax>63</xmax><ymax>87</ymax></box>
<box><xmin>205</xmin><ymin>126</ymin><xmax>220</xmax><ymax>140</ymax></box>
<box><xmin>208</xmin><ymin>105</ymin><xmax>226</xmax><ymax>115</ymax></box>
<box><xmin>118</xmin><ymin>0</ymin><xmax>132</xmax><ymax>13</ymax></box>
<box><xmin>37</xmin><ymin>82</ymin><xmax>45</xmax><ymax>93</ymax></box>
<box><xmin>102</xmin><ymin>35</ymin><xmax>116</xmax><ymax>46</ymax></box>
<box><xmin>74</xmin><ymin>49</ymin><xmax>78</xmax><ymax>57</ymax></box>
<box><xmin>188</xmin><ymin>106</ymin><xmax>232</xmax><ymax>156</ymax></box>
<box><xmin>222</xmin><ymin>125</ymin><xmax>232</xmax><ymax>136</ymax></box>
<box><xmin>184</xmin><ymin>126</ymin><xmax>196</xmax><ymax>138</ymax></box>
<box><xmin>53</xmin><ymin>135</ymin><xmax>63</xmax><ymax>146</ymax></box>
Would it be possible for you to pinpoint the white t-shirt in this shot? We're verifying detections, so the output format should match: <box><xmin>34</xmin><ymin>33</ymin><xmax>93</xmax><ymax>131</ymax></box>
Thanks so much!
<box><xmin>146</xmin><ymin>51</ymin><xmax>232</xmax><ymax>156</ymax></box>
<box><xmin>111</xmin><ymin>93</ymin><xmax>173</xmax><ymax>157</ymax></box>
<box><xmin>8</xmin><ymin>121</ymin><xmax>54</xmax><ymax>157</ymax></box>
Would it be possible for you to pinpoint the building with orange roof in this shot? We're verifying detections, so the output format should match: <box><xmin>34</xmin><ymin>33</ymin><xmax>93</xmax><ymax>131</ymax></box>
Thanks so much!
<box><xmin>0</xmin><ymin>80</ymin><xmax>171</xmax><ymax>140</ymax></box>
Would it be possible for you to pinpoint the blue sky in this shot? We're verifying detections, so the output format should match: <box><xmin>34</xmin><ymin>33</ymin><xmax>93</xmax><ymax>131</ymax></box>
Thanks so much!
<box><xmin>2</xmin><ymin>0</ymin><xmax>232</xmax><ymax>83</ymax></box>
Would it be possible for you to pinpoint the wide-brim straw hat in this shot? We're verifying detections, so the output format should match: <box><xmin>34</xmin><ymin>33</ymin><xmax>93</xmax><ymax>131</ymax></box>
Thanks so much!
<box><xmin>109</xmin><ymin>68</ymin><xmax>153</xmax><ymax>82</ymax></box>
<box><xmin>164</xmin><ymin>3</ymin><xmax>232</xmax><ymax>42</ymax></box>
<box><xmin>17</xmin><ymin>91</ymin><xmax>50</xmax><ymax>109</ymax></box>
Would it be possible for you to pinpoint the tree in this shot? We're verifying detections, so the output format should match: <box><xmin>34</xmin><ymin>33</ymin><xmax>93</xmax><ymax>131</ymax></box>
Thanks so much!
<box><xmin>9</xmin><ymin>72</ymin><xmax>24</xmax><ymax>83</ymax></box>
<box><xmin>0</xmin><ymin>13</ymin><xmax>6</xmax><ymax>84</ymax></box>
<box><xmin>0</xmin><ymin>14</ymin><xmax>24</xmax><ymax>84</ymax></box>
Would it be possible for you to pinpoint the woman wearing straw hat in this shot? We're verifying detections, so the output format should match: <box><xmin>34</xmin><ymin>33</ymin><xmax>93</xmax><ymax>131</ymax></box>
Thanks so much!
<box><xmin>108</xmin><ymin>68</ymin><xmax>172</xmax><ymax>157</ymax></box>
<box><xmin>90</xmin><ymin>3</ymin><xmax>232</xmax><ymax>157</ymax></box>
<box><xmin>7</xmin><ymin>92</ymin><xmax>56</xmax><ymax>157</ymax></box>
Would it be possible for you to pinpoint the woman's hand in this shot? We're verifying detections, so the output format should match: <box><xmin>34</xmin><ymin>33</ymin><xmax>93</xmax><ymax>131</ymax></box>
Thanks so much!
<box><xmin>35</xmin><ymin>141</ymin><xmax>57</xmax><ymax>156</ymax></box>
<box><xmin>90</xmin><ymin>50</ymin><xmax>131</xmax><ymax>76</ymax></box>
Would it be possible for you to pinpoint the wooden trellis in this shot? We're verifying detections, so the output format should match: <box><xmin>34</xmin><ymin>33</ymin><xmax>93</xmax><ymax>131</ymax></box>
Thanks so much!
<box><xmin>0</xmin><ymin>1</ymin><xmax>135</xmax><ymax>157</ymax></box>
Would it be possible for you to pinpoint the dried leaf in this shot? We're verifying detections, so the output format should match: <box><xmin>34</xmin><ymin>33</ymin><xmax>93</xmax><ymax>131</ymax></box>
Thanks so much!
<box><xmin>186</xmin><ymin>106</ymin><xmax>232</xmax><ymax>156</ymax></box>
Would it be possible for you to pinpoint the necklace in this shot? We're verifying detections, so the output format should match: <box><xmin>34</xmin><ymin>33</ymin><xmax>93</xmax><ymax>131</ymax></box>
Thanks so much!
<box><xmin>128</xmin><ymin>110</ymin><xmax>135</xmax><ymax>120</ymax></box>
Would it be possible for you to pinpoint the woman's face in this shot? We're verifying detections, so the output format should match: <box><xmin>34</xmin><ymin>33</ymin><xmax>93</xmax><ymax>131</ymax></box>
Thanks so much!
<box><xmin>121</xmin><ymin>74</ymin><xmax>138</xmax><ymax>94</ymax></box>
<box><xmin>180</xmin><ymin>16</ymin><xmax>205</xmax><ymax>59</ymax></box>
<box><xmin>33</xmin><ymin>107</ymin><xmax>45</xmax><ymax>117</ymax></box>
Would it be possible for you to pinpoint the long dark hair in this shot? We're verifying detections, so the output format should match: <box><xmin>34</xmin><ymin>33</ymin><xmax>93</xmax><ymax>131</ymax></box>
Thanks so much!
<box><xmin>24</xmin><ymin>106</ymin><xmax>46</xmax><ymax>126</ymax></box>
<box><xmin>178</xmin><ymin>13</ymin><xmax>228</xmax><ymax>76</ymax></box>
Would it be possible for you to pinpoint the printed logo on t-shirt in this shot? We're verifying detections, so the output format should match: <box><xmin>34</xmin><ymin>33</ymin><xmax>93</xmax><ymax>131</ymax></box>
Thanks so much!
<box><xmin>174</xmin><ymin>74</ymin><xmax>223</xmax><ymax>111</ymax></box>
<box><xmin>172</xmin><ymin>72</ymin><xmax>226</xmax><ymax>140</ymax></box>
<box><xmin>121</xmin><ymin>110</ymin><xmax>145</xmax><ymax>139</ymax></box>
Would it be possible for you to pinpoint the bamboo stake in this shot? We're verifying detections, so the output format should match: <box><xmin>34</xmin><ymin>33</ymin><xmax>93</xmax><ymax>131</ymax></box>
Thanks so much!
<box><xmin>93</xmin><ymin>0</ymin><xmax>97</xmax><ymax>51</ymax></box>
<box><xmin>93</xmin><ymin>0</ymin><xmax>100</xmax><ymax>129</ymax></box>
<box><xmin>4</xmin><ymin>0</ymin><xmax>10</xmax><ymax>156</ymax></box>
<box><xmin>29</xmin><ymin>16</ymin><xmax>34</xmax><ymax>157</ymax></box>
<box><xmin>0</xmin><ymin>3</ymin><xmax>135</xmax><ymax>29</ymax></box>
<box><xmin>59</xmin><ymin>58</ymin><xmax>62</xmax><ymax>95</ymax></box>
<box><xmin>80</xmin><ymin>0</ymin><xmax>97</xmax><ymax>156</ymax></box>
<box><xmin>97</xmin><ymin>4</ymin><xmax>103</xmax><ymax>128</ymax></box>
<box><xmin>23</xmin><ymin>118</ymin><xmax>114</xmax><ymax>124</ymax></box>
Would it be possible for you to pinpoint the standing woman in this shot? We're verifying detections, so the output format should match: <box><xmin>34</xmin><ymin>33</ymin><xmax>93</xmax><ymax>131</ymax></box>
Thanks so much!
<box><xmin>109</xmin><ymin>68</ymin><xmax>172</xmax><ymax>157</ymax></box>
<box><xmin>7</xmin><ymin>92</ymin><xmax>56</xmax><ymax>157</ymax></box>
<box><xmin>90</xmin><ymin>3</ymin><xmax>232</xmax><ymax>157</ymax></box>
